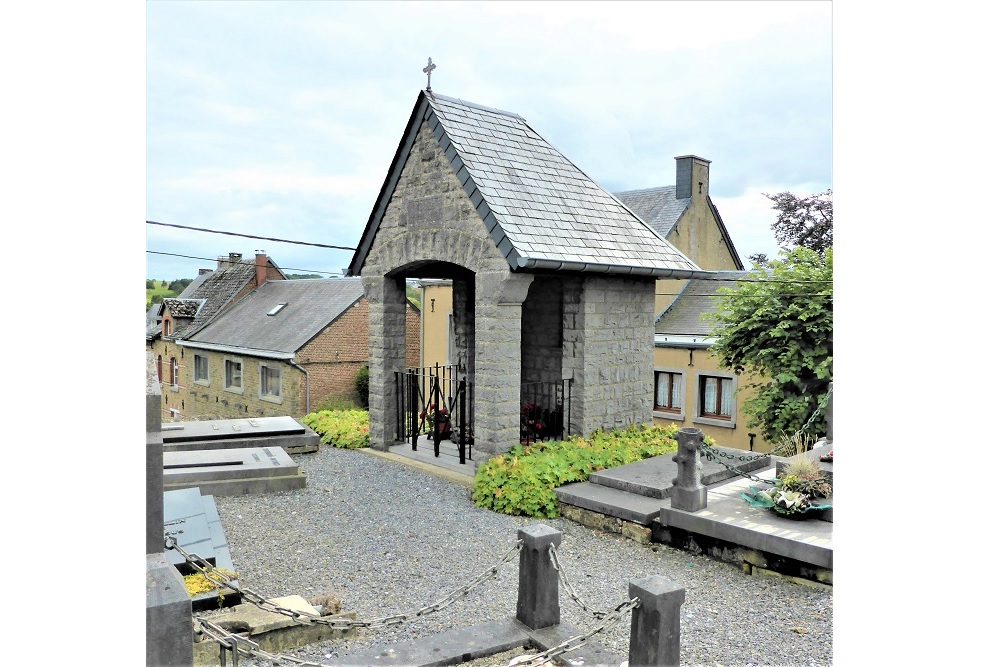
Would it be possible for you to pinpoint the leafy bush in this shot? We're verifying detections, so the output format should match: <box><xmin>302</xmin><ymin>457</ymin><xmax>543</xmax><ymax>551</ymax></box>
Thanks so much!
<box><xmin>472</xmin><ymin>423</ymin><xmax>689</xmax><ymax>518</ymax></box>
<box><xmin>301</xmin><ymin>409</ymin><xmax>370</xmax><ymax>449</ymax></box>
<box><xmin>355</xmin><ymin>365</ymin><xmax>370</xmax><ymax>409</ymax></box>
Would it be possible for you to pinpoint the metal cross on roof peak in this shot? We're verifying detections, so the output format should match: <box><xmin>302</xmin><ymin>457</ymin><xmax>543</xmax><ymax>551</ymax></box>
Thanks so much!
<box><xmin>423</xmin><ymin>57</ymin><xmax>436</xmax><ymax>92</ymax></box>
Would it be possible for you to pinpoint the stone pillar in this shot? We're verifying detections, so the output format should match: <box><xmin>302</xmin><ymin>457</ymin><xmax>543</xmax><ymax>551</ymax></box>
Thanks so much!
<box><xmin>516</xmin><ymin>524</ymin><xmax>561</xmax><ymax>630</ymax></box>
<box><xmin>474</xmin><ymin>271</ymin><xmax>533</xmax><ymax>455</ymax></box>
<box><xmin>146</xmin><ymin>353</ymin><xmax>193</xmax><ymax>667</ymax></box>
<box><xmin>363</xmin><ymin>275</ymin><xmax>408</xmax><ymax>451</ymax></box>
<box><xmin>671</xmin><ymin>427</ymin><xmax>707</xmax><ymax>512</ymax></box>
<box><xmin>572</xmin><ymin>276</ymin><xmax>656</xmax><ymax>438</ymax></box>
<box><xmin>628</xmin><ymin>575</ymin><xmax>686</xmax><ymax>667</ymax></box>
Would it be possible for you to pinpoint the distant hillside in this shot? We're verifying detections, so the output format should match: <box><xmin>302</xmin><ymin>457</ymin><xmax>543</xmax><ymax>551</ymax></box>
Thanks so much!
<box><xmin>286</xmin><ymin>273</ymin><xmax>324</xmax><ymax>280</ymax></box>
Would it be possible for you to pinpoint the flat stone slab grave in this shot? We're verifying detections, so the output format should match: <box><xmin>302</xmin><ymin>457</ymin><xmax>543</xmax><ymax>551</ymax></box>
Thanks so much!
<box><xmin>163</xmin><ymin>446</ymin><xmax>306</xmax><ymax>497</ymax></box>
<box><xmin>588</xmin><ymin>446</ymin><xmax>773</xmax><ymax>499</ymax></box>
<box><xmin>162</xmin><ymin>416</ymin><xmax>320</xmax><ymax>454</ymax></box>
<box><xmin>163</xmin><ymin>487</ymin><xmax>241</xmax><ymax>610</ymax></box>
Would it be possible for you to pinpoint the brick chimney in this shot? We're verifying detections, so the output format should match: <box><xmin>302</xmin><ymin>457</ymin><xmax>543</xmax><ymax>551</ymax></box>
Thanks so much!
<box><xmin>675</xmin><ymin>155</ymin><xmax>711</xmax><ymax>199</ymax></box>
<box><xmin>255</xmin><ymin>250</ymin><xmax>267</xmax><ymax>287</ymax></box>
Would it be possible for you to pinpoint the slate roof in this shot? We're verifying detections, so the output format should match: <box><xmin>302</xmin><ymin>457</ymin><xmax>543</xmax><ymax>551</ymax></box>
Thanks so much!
<box><xmin>164</xmin><ymin>260</ymin><xmax>260</xmax><ymax>340</ymax></box>
<box><xmin>350</xmin><ymin>91</ymin><xmax>709</xmax><ymax>278</ymax></box>
<box><xmin>162</xmin><ymin>298</ymin><xmax>205</xmax><ymax>319</ymax></box>
<box><xmin>146</xmin><ymin>303</ymin><xmax>162</xmax><ymax>341</ymax></box>
<box><xmin>655</xmin><ymin>271</ymin><xmax>748</xmax><ymax>338</ymax></box>
<box><xmin>613</xmin><ymin>186</ymin><xmax>689</xmax><ymax>239</ymax></box>
<box><xmin>183</xmin><ymin>278</ymin><xmax>366</xmax><ymax>356</ymax></box>
<box><xmin>615</xmin><ymin>186</ymin><xmax>744</xmax><ymax>271</ymax></box>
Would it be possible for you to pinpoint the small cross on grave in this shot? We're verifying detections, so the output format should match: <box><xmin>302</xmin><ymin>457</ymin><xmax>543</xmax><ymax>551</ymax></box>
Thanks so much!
<box><xmin>423</xmin><ymin>57</ymin><xmax>436</xmax><ymax>92</ymax></box>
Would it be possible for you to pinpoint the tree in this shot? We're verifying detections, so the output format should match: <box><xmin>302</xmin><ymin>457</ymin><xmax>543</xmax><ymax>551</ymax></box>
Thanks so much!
<box><xmin>146</xmin><ymin>279</ymin><xmax>155</xmax><ymax>290</ymax></box>
<box><xmin>707</xmin><ymin>246</ymin><xmax>832</xmax><ymax>443</ymax></box>
<box><xmin>168</xmin><ymin>278</ymin><xmax>193</xmax><ymax>294</ymax></box>
<box><xmin>749</xmin><ymin>189</ymin><xmax>833</xmax><ymax>265</ymax></box>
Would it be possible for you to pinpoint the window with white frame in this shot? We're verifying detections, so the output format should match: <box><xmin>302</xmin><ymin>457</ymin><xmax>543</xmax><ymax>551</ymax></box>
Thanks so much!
<box><xmin>193</xmin><ymin>354</ymin><xmax>209</xmax><ymax>385</ymax></box>
<box><xmin>224</xmin><ymin>358</ymin><xmax>243</xmax><ymax>393</ymax></box>
<box><xmin>695</xmin><ymin>372</ymin><xmax>736</xmax><ymax>428</ymax></box>
<box><xmin>259</xmin><ymin>362</ymin><xmax>282</xmax><ymax>402</ymax></box>
<box><xmin>170</xmin><ymin>357</ymin><xmax>179</xmax><ymax>388</ymax></box>
<box><xmin>654</xmin><ymin>369</ymin><xmax>684</xmax><ymax>417</ymax></box>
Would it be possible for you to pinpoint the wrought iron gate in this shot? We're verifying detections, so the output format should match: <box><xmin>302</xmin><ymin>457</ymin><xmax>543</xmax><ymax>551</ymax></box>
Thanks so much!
<box><xmin>394</xmin><ymin>364</ymin><xmax>474</xmax><ymax>464</ymax></box>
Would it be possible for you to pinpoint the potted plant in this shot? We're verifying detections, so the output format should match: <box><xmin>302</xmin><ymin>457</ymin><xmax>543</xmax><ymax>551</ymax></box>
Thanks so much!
<box><xmin>420</xmin><ymin>403</ymin><xmax>451</xmax><ymax>439</ymax></box>
<box><xmin>742</xmin><ymin>455</ymin><xmax>832</xmax><ymax>519</ymax></box>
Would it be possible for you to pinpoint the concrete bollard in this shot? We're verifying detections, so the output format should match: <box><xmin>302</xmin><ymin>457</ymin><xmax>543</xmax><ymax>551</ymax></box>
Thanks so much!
<box><xmin>516</xmin><ymin>524</ymin><xmax>562</xmax><ymax>630</ymax></box>
<box><xmin>628</xmin><ymin>575</ymin><xmax>686</xmax><ymax>667</ymax></box>
<box><xmin>671</xmin><ymin>427</ymin><xmax>707</xmax><ymax>512</ymax></box>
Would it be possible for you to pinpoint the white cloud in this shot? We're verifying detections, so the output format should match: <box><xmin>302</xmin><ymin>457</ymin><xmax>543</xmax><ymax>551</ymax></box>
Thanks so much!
<box><xmin>165</xmin><ymin>167</ymin><xmax>383</xmax><ymax>197</ymax></box>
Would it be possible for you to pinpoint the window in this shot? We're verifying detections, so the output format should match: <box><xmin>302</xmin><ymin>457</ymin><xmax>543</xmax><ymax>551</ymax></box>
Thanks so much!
<box><xmin>170</xmin><ymin>357</ymin><xmax>179</xmax><ymax>388</ymax></box>
<box><xmin>156</xmin><ymin>355</ymin><xmax>163</xmax><ymax>383</ymax></box>
<box><xmin>654</xmin><ymin>370</ymin><xmax>683</xmax><ymax>415</ymax></box>
<box><xmin>259</xmin><ymin>363</ymin><xmax>282</xmax><ymax>402</ymax></box>
<box><xmin>224</xmin><ymin>358</ymin><xmax>243</xmax><ymax>393</ymax></box>
<box><xmin>193</xmin><ymin>354</ymin><xmax>209</xmax><ymax>385</ymax></box>
<box><xmin>164</xmin><ymin>319</ymin><xmax>171</xmax><ymax>336</ymax></box>
<box><xmin>695</xmin><ymin>372</ymin><xmax>737</xmax><ymax>428</ymax></box>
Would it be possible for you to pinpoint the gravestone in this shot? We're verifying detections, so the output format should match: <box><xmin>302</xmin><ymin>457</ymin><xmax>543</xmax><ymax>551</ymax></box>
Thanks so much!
<box><xmin>164</xmin><ymin>487</ymin><xmax>241</xmax><ymax>610</ymax></box>
<box><xmin>163</xmin><ymin>446</ymin><xmax>306</xmax><ymax>496</ymax></box>
<box><xmin>162</xmin><ymin>416</ymin><xmax>320</xmax><ymax>454</ymax></box>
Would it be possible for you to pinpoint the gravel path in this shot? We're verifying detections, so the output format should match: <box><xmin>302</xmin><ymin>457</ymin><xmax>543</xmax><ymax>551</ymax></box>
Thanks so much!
<box><xmin>199</xmin><ymin>445</ymin><xmax>832</xmax><ymax>666</ymax></box>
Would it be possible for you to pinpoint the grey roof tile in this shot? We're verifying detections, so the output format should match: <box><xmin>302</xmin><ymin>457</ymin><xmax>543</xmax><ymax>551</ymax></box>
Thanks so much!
<box><xmin>655</xmin><ymin>271</ymin><xmax>749</xmax><ymax>336</ymax></box>
<box><xmin>613</xmin><ymin>186</ymin><xmax>690</xmax><ymax>239</ymax></box>
<box><xmin>186</xmin><ymin>278</ymin><xmax>366</xmax><ymax>355</ymax></box>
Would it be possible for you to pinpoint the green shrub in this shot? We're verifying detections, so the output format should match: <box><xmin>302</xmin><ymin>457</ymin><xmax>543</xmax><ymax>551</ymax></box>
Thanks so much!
<box><xmin>354</xmin><ymin>365</ymin><xmax>370</xmax><ymax>409</ymax></box>
<box><xmin>301</xmin><ymin>409</ymin><xmax>370</xmax><ymax>449</ymax></box>
<box><xmin>471</xmin><ymin>423</ymin><xmax>690</xmax><ymax>519</ymax></box>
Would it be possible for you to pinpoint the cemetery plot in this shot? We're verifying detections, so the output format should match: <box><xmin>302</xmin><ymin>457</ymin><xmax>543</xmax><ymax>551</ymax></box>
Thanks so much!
<box><xmin>163</xmin><ymin>447</ymin><xmax>307</xmax><ymax>496</ymax></box>
<box><xmin>163</xmin><ymin>487</ymin><xmax>240</xmax><ymax>610</ymax></box>
<box><xmin>162</xmin><ymin>416</ymin><xmax>320</xmax><ymax>454</ymax></box>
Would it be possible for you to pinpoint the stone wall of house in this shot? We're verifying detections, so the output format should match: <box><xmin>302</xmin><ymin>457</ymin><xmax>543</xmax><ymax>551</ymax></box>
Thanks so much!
<box><xmin>157</xmin><ymin>343</ymin><xmax>304</xmax><ymax>421</ymax></box>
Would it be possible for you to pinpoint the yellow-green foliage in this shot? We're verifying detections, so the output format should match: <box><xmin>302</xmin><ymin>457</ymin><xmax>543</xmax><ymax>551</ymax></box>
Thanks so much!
<box><xmin>183</xmin><ymin>569</ymin><xmax>235</xmax><ymax>597</ymax></box>
<box><xmin>302</xmin><ymin>409</ymin><xmax>370</xmax><ymax>449</ymax></box>
<box><xmin>472</xmin><ymin>423</ymin><xmax>692</xmax><ymax>519</ymax></box>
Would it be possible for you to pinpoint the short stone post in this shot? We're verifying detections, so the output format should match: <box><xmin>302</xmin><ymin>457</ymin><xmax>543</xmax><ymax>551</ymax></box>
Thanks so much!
<box><xmin>145</xmin><ymin>354</ymin><xmax>193</xmax><ymax>667</ymax></box>
<box><xmin>628</xmin><ymin>575</ymin><xmax>686</xmax><ymax>667</ymax></box>
<box><xmin>516</xmin><ymin>524</ymin><xmax>561</xmax><ymax>630</ymax></box>
<box><xmin>671</xmin><ymin>427</ymin><xmax>707</xmax><ymax>512</ymax></box>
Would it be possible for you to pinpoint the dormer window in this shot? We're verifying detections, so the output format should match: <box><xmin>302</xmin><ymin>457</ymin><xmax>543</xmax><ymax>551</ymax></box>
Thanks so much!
<box><xmin>267</xmin><ymin>303</ymin><xmax>288</xmax><ymax>316</ymax></box>
<box><xmin>163</xmin><ymin>319</ymin><xmax>171</xmax><ymax>335</ymax></box>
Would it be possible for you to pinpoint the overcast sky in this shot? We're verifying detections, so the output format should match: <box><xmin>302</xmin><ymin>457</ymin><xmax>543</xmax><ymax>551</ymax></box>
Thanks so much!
<box><xmin>145</xmin><ymin>1</ymin><xmax>832</xmax><ymax>280</ymax></box>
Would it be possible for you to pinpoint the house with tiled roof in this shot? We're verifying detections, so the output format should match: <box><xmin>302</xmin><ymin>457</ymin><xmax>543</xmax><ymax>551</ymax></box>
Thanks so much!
<box><xmin>349</xmin><ymin>89</ymin><xmax>722</xmax><ymax>457</ymax></box>
<box><xmin>151</xmin><ymin>251</ymin><xmax>287</xmax><ymax>419</ymax></box>
<box><xmin>651</xmin><ymin>271</ymin><xmax>769</xmax><ymax>450</ymax></box>
<box><xmin>173</xmin><ymin>278</ymin><xmax>419</xmax><ymax>420</ymax></box>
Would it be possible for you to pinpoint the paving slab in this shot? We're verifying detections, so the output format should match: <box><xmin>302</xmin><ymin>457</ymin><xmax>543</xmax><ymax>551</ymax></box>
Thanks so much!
<box><xmin>588</xmin><ymin>447</ymin><xmax>772</xmax><ymax>499</ymax></box>
<box><xmin>554</xmin><ymin>482</ymin><xmax>664</xmax><ymax>525</ymax></box>
<box><xmin>328</xmin><ymin>617</ymin><xmax>531</xmax><ymax>666</ymax></box>
<box><xmin>659</xmin><ymin>469</ymin><xmax>833</xmax><ymax>570</ymax></box>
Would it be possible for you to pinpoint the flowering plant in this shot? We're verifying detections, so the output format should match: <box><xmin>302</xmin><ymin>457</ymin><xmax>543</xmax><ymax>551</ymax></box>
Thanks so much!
<box><xmin>419</xmin><ymin>403</ymin><xmax>449</xmax><ymax>424</ymax></box>
<box><xmin>742</xmin><ymin>456</ymin><xmax>831</xmax><ymax>518</ymax></box>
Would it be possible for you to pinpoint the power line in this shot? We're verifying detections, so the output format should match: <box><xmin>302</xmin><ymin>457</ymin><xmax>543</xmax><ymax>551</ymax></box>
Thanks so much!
<box><xmin>146</xmin><ymin>220</ymin><xmax>357</xmax><ymax>251</ymax></box>
<box><xmin>145</xmin><ymin>250</ymin><xmax>344</xmax><ymax>277</ymax></box>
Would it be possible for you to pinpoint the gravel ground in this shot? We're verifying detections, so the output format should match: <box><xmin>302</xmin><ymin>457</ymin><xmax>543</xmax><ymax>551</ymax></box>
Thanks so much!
<box><xmin>198</xmin><ymin>445</ymin><xmax>832</xmax><ymax>666</ymax></box>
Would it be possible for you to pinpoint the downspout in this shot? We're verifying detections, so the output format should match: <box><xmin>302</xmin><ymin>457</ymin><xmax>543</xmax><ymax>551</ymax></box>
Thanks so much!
<box><xmin>289</xmin><ymin>360</ymin><xmax>310</xmax><ymax>414</ymax></box>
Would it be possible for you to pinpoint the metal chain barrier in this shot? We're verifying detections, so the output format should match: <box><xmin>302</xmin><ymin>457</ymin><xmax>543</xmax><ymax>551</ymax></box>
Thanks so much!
<box><xmin>196</xmin><ymin>617</ymin><xmax>333</xmax><ymax>666</ymax></box>
<box><xmin>508</xmin><ymin>597</ymin><xmax>641</xmax><ymax>667</ymax></box>
<box><xmin>167</xmin><ymin>536</ymin><xmax>523</xmax><ymax>630</ymax></box>
<box><xmin>547</xmin><ymin>544</ymin><xmax>609</xmax><ymax>620</ymax></box>
<box><xmin>697</xmin><ymin>444</ymin><xmax>776</xmax><ymax>484</ymax></box>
